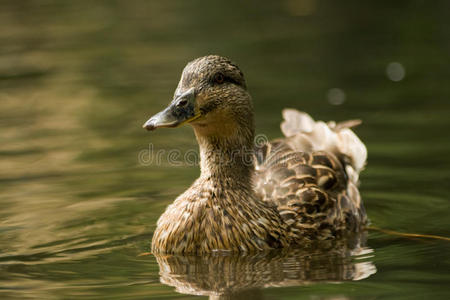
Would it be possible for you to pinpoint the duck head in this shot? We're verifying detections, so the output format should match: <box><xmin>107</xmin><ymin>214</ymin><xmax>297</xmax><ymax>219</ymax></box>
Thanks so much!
<box><xmin>143</xmin><ymin>55</ymin><xmax>253</xmax><ymax>139</ymax></box>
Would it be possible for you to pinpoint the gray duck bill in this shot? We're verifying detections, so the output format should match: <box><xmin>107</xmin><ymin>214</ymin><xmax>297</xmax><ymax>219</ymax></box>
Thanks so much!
<box><xmin>143</xmin><ymin>88</ymin><xmax>200</xmax><ymax>131</ymax></box>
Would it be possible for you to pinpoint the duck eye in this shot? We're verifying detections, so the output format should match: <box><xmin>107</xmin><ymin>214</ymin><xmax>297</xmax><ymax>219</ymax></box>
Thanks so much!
<box><xmin>214</xmin><ymin>73</ymin><xmax>224</xmax><ymax>84</ymax></box>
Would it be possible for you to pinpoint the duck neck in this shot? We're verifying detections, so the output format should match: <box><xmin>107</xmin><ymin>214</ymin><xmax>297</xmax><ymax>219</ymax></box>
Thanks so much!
<box><xmin>194</xmin><ymin>126</ymin><xmax>255</xmax><ymax>190</ymax></box>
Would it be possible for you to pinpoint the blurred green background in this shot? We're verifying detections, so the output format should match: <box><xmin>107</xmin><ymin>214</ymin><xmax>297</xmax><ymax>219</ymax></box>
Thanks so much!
<box><xmin>0</xmin><ymin>0</ymin><xmax>449</xmax><ymax>299</ymax></box>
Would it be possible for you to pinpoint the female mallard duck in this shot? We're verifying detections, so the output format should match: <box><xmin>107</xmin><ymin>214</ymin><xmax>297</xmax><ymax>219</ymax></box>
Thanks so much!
<box><xmin>143</xmin><ymin>55</ymin><xmax>368</xmax><ymax>254</ymax></box>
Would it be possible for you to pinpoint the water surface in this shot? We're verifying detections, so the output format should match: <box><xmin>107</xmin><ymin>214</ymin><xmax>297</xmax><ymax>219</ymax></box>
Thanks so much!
<box><xmin>1</xmin><ymin>1</ymin><xmax>449</xmax><ymax>299</ymax></box>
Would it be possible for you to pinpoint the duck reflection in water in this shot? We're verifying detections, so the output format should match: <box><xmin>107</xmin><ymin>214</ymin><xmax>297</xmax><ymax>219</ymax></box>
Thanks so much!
<box><xmin>154</xmin><ymin>235</ymin><xmax>376</xmax><ymax>299</ymax></box>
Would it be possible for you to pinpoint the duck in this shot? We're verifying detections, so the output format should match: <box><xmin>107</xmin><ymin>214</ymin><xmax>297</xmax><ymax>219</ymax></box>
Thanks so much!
<box><xmin>143</xmin><ymin>55</ymin><xmax>368</xmax><ymax>254</ymax></box>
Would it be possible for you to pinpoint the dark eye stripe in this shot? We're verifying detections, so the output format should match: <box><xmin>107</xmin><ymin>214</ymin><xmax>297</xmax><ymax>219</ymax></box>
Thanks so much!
<box><xmin>224</xmin><ymin>76</ymin><xmax>241</xmax><ymax>86</ymax></box>
<box><xmin>211</xmin><ymin>75</ymin><xmax>242</xmax><ymax>87</ymax></box>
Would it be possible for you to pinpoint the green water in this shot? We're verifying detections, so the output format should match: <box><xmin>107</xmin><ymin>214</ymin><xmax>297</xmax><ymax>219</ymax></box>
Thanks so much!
<box><xmin>1</xmin><ymin>1</ymin><xmax>449</xmax><ymax>299</ymax></box>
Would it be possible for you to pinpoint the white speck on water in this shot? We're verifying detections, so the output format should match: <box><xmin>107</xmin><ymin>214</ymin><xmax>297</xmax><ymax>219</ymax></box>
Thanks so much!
<box><xmin>327</xmin><ymin>88</ymin><xmax>346</xmax><ymax>105</ymax></box>
<box><xmin>386</xmin><ymin>62</ymin><xmax>405</xmax><ymax>82</ymax></box>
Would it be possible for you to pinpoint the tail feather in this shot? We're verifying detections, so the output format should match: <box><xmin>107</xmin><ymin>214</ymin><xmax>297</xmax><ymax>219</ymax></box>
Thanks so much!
<box><xmin>280</xmin><ymin>109</ymin><xmax>367</xmax><ymax>181</ymax></box>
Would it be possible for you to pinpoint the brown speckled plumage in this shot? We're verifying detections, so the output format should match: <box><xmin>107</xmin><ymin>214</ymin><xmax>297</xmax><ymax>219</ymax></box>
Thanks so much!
<box><xmin>144</xmin><ymin>55</ymin><xmax>368</xmax><ymax>254</ymax></box>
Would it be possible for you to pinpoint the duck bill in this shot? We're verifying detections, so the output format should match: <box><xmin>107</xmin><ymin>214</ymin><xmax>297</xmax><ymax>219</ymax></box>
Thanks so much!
<box><xmin>143</xmin><ymin>89</ymin><xmax>200</xmax><ymax>131</ymax></box>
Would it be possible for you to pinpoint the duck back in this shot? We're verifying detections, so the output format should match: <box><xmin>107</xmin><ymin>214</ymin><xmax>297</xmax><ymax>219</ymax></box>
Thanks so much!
<box><xmin>254</xmin><ymin>109</ymin><xmax>368</xmax><ymax>243</ymax></box>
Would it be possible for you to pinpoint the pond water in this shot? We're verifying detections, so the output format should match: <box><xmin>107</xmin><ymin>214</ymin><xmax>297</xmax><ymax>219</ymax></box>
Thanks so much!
<box><xmin>1</xmin><ymin>1</ymin><xmax>449</xmax><ymax>299</ymax></box>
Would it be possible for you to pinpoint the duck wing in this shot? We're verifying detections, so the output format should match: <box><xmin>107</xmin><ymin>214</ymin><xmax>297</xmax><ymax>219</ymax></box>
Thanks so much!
<box><xmin>254</xmin><ymin>109</ymin><xmax>368</xmax><ymax>243</ymax></box>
